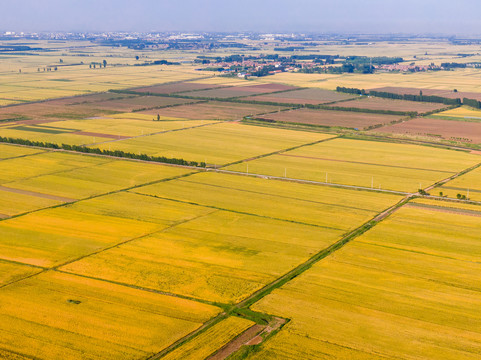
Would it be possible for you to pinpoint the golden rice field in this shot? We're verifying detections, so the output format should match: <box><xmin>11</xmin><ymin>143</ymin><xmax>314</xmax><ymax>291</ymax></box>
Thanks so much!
<box><xmin>437</xmin><ymin>165</ymin><xmax>481</xmax><ymax>201</ymax></box>
<box><xmin>135</xmin><ymin>171</ymin><xmax>402</xmax><ymax>230</ymax></box>
<box><xmin>0</xmin><ymin>206</ymin><xmax>164</xmax><ymax>267</ymax></box>
<box><xmin>0</xmin><ymin>261</ymin><xmax>41</xmax><ymax>286</ymax></box>
<box><xmin>411</xmin><ymin>197</ymin><xmax>481</xmax><ymax>212</ymax></box>
<box><xmin>0</xmin><ymin>189</ymin><xmax>63</xmax><ymax>217</ymax></box>
<box><xmin>161</xmin><ymin>316</ymin><xmax>254</xmax><ymax>360</ymax></box>
<box><xmin>7</xmin><ymin>158</ymin><xmax>191</xmax><ymax>200</ymax></box>
<box><xmin>225</xmin><ymin>138</ymin><xmax>481</xmax><ymax>192</ymax></box>
<box><xmin>435</xmin><ymin>106</ymin><xmax>481</xmax><ymax>120</ymax></box>
<box><xmin>263</xmin><ymin>68</ymin><xmax>481</xmax><ymax>92</ymax></box>
<box><xmin>250</xmin><ymin>203</ymin><xmax>481</xmax><ymax>360</ymax></box>
<box><xmin>3</xmin><ymin>40</ymin><xmax>481</xmax><ymax>360</ymax></box>
<box><xmin>0</xmin><ymin>151</ymin><xmax>109</xmax><ymax>184</ymax></box>
<box><xmin>0</xmin><ymin>143</ymin><xmax>44</xmax><ymax>159</ymax></box>
<box><xmin>0</xmin><ymin>63</ymin><xmax>208</xmax><ymax>102</ymax></box>
<box><xmin>0</xmin><ymin>125</ymin><xmax>113</xmax><ymax>146</ymax></box>
<box><xmin>62</xmin><ymin>208</ymin><xmax>344</xmax><ymax>303</ymax></box>
<box><xmin>0</xmin><ymin>271</ymin><xmax>220</xmax><ymax>360</ymax></box>
<box><xmin>93</xmin><ymin>122</ymin><xmax>332</xmax><ymax>165</ymax></box>
<box><xmin>0</xmin><ymin>149</ymin><xmax>190</xmax><ymax>202</ymax></box>
<box><xmin>0</xmin><ymin>115</ymin><xmax>219</xmax><ymax>144</ymax></box>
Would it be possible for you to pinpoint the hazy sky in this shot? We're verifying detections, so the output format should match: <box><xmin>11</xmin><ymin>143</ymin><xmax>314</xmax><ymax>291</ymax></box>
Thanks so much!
<box><xmin>1</xmin><ymin>0</ymin><xmax>480</xmax><ymax>35</ymax></box>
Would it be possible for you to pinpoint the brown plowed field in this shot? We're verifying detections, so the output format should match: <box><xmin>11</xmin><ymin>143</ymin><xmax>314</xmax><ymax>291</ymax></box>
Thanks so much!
<box><xmin>260</xmin><ymin>108</ymin><xmax>402</xmax><ymax>129</ymax></box>
<box><xmin>79</xmin><ymin>95</ymin><xmax>195</xmax><ymax>112</ymax></box>
<box><xmin>141</xmin><ymin>101</ymin><xmax>288</xmax><ymax>120</ymax></box>
<box><xmin>371</xmin><ymin>117</ymin><xmax>481</xmax><ymax>143</ymax></box>
<box><xmin>243</xmin><ymin>88</ymin><xmax>355</xmax><ymax>105</ymax></box>
<box><xmin>369</xmin><ymin>87</ymin><xmax>481</xmax><ymax>101</ymax></box>
<box><xmin>182</xmin><ymin>84</ymin><xmax>298</xmax><ymax>99</ymax></box>
<box><xmin>131</xmin><ymin>82</ymin><xmax>227</xmax><ymax>94</ymax></box>
<box><xmin>334</xmin><ymin>97</ymin><xmax>446</xmax><ymax>114</ymax></box>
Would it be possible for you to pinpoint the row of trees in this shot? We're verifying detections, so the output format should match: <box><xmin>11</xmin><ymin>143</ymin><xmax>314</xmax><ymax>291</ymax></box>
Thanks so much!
<box><xmin>0</xmin><ymin>137</ymin><xmax>205</xmax><ymax>168</ymax></box>
<box><xmin>336</xmin><ymin>86</ymin><xmax>461</xmax><ymax>105</ymax></box>
<box><xmin>463</xmin><ymin>98</ymin><xmax>481</xmax><ymax>109</ymax></box>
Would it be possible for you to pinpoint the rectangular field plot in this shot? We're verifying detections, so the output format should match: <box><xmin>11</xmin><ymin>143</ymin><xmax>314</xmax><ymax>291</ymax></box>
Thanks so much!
<box><xmin>69</xmin><ymin>95</ymin><xmax>196</xmax><ymax>112</ymax></box>
<box><xmin>0</xmin><ymin>188</ymin><xmax>64</xmax><ymax>217</ymax></box>
<box><xmin>161</xmin><ymin>316</ymin><xmax>254</xmax><ymax>360</ymax></box>
<box><xmin>131</xmin><ymin>82</ymin><xmax>227</xmax><ymax>94</ymax></box>
<box><xmin>0</xmin><ymin>151</ymin><xmax>109</xmax><ymax>184</ymax></box>
<box><xmin>333</xmin><ymin>96</ymin><xmax>447</xmax><ymax>114</ymax></box>
<box><xmin>371</xmin><ymin>117</ymin><xmax>481</xmax><ymax>144</ymax></box>
<box><xmin>41</xmin><ymin>115</ymin><xmax>217</xmax><ymax>140</ymax></box>
<box><xmin>0</xmin><ymin>125</ymin><xmax>114</xmax><ymax>146</ymax></box>
<box><xmin>225</xmin><ymin>138</ymin><xmax>481</xmax><ymax>192</ymax></box>
<box><xmin>0</xmin><ymin>261</ymin><xmax>41</xmax><ymax>286</ymax></box>
<box><xmin>0</xmin><ymin>206</ymin><xmax>164</xmax><ymax>267</ymax></box>
<box><xmin>181</xmin><ymin>83</ymin><xmax>298</xmax><ymax>99</ymax></box>
<box><xmin>62</xmin><ymin>208</ymin><xmax>344</xmax><ymax>303</ymax></box>
<box><xmin>6</xmin><ymin>159</ymin><xmax>190</xmax><ymax>200</ymax></box>
<box><xmin>0</xmin><ymin>272</ymin><xmax>220</xmax><ymax>360</ymax></box>
<box><xmin>135</xmin><ymin>172</ymin><xmax>402</xmax><ymax>230</ymax></box>
<box><xmin>434</xmin><ymin>106</ymin><xmax>481</xmax><ymax>120</ymax></box>
<box><xmin>259</xmin><ymin>108</ymin><xmax>402</xmax><ymax>129</ymax></box>
<box><xmin>0</xmin><ymin>143</ymin><xmax>44</xmax><ymax>159</ymax></box>
<box><xmin>140</xmin><ymin>101</ymin><xmax>289</xmax><ymax>120</ymax></box>
<box><xmin>93</xmin><ymin>122</ymin><xmax>330</xmax><ymax>165</ymax></box>
<box><xmin>250</xmin><ymin>203</ymin><xmax>481</xmax><ymax>360</ymax></box>
<box><xmin>437</xmin><ymin>165</ymin><xmax>481</xmax><ymax>201</ymax></box>
<box><xmin>243</xmin><ymin>88</ymin><xmax>355</xmax><ymax>105</ymax></box>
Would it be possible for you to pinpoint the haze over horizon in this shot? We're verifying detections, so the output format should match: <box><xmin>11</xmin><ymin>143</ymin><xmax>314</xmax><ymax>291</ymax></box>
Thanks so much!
<box><xmin>1</xmin><ymin>0</ymin><xmax>480</xmax><ymax>36</ymax></box>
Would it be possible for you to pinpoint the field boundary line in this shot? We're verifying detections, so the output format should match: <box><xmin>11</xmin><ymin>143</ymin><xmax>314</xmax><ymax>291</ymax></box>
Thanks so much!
<box><xmin>234</xmin><ymin>195</ymin><xmax>412</xmax><ymax>309</ymax></box>
<box><xmin>0</xmin><ymin>167</ymin><xmax>200</xmax><ymax>223</ymax></box>
<box><xmin>152</xmin><ymin>196</ymin><xmax>412</xmax><ymax>360</ymax></box>
<box><xmin>128</xmin><ymin>191</ymin><xmax>346</xmax><ymax>231</ymax></box>
<box><xmin>51</xmin><ymin>209</ymin><xmax>219</xmax><ymax>271</ymax></box>
<box><xmin>277</xmin><ymin>153</ymin><xmax>454</xmax><ymax>174</ymax></box>
<box><xmin>219</xmin><ymin>136</ymin><xmax>339</xmax><ymax>168</ymax></box>
<box><xmin>424</xmin><ymin>162</ymin><xmax>481</xmax><ymax>192</ymax></box>
<box><xmin>83</xmin><ymin>120</ymin><xmax>224</xmax><ymax>147</ymax></box>
<box><xmin>212</xmin><ymin>169</ymin><xmax>409</xmax><ymax>196</ymax></box>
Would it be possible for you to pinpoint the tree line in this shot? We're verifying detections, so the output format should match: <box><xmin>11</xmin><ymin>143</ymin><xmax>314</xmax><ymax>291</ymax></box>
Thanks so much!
<box><xmin>0</xmin><ymin>136</ymin><xmax>205</xmax><ymax>167</ymax></box>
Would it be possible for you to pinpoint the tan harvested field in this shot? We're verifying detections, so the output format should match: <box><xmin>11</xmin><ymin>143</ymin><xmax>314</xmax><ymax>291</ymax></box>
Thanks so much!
<box><xmin>181</xmin><ymin>83</ymin><xmax>298</xmax><ymax>98</ymax></box>
<box><xmin>141</xmin><ymin>101</ymin><xmax>288</xmax><ymax>120</ymax></box>
<box><xmin>243</xmin><ymin>88</ymin><xmax>355</xmax><ymax>105</ymax></box>
<box><xmin>261</xmin><ymin>108</ymin><xmax>402</xmax><ymax>129</ymax></box>
<box><xmin>370</xmin><ymin>86</ymin><xmax>481</xmax><ymax>101</ymax></box>
<box><xmin>334</xmin><ymin>96</ymin><xmax>447</xmax><ymax>114</ymax></box>
<box><xmin>131</xmin><ymin>82</ymin><xmax>226</xmax><ymax>94</ymax></box>
<box><xmin>372</xmin><ymin>117</ymin><xmax>481</xmax><ymax>143</ymax></box>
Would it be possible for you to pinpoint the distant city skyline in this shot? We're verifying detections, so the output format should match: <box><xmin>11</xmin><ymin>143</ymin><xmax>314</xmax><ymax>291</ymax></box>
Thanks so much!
<box><xmin>1</xmin><ymin>0</ymin><xmax>480</xmax><ymax>35</ymax></box>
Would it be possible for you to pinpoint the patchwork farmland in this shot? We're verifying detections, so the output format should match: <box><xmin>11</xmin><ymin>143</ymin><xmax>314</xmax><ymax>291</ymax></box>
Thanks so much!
<box><xmin>1</xmin><ymin>37</ymin><xmax>481</xmax><ymax>360</ymax></box>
